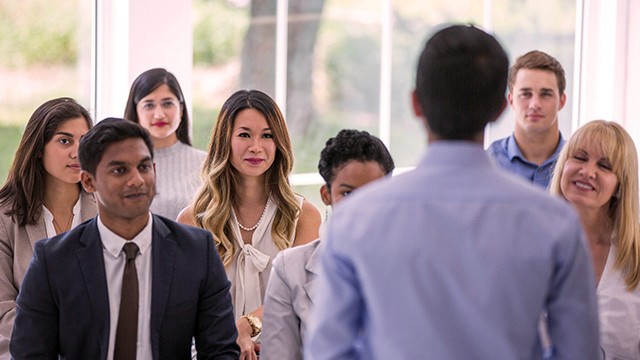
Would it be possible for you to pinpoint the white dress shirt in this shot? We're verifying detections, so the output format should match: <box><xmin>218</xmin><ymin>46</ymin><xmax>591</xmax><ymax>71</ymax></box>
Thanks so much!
<box><xmin>42</xmin><ymin>197</ymin><xmax>83</xmax><ymax>237</ymax></box>
<box><xmin>98</xmin><ymin>214</ymin><xmax>153</xmax><ymax>360</ymax></box>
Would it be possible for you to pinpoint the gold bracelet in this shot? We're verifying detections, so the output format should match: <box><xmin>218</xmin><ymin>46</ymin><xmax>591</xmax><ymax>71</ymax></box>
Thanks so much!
<box><xmin>241</xmin><ymin>314</ymin><xmax>262</xmax><ymax>337</ymax></box>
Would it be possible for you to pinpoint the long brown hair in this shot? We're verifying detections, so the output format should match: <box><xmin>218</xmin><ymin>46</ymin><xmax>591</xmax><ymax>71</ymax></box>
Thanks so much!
<box><xmin>190</xmin><ymin>90</ymin><xmax>299</xmax><ymax>266</ymax></box>
<box><xmin>0</xmin><ymin>97</ymin><xmax>92</xmax><ymax>226</ymax></box>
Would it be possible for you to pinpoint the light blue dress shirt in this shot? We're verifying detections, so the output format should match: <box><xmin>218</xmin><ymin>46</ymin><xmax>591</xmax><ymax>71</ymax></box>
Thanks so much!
<box><xmin>305</xmin><ymin>141</ymin><xmax>599</xmax><ymax>360</ymax></box>
<box><xmin>487</xmin><ymin>133</ymin><xmax>565</xmax><ymax>188</ymax></box>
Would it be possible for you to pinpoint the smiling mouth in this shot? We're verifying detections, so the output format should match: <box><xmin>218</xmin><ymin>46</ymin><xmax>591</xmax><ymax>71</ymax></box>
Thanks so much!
<box><xmin>124</xmin><ymin>192</ymin><xmax>148</xmax><ymax>199</ymax></box>
<box><xmin>573</xmin><ymin>181</ymin><xmax>595</xmax><ymax>191</ymax></box>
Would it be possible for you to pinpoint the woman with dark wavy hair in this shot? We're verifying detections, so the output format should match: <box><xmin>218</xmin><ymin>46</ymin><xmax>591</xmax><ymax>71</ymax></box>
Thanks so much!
<box><xmin>0</xmin><ymin>97</ymin><xmax>96</xmax><ymax>356</ymax></box>
<box><xmin>179</xmin><ymin>89</ymin><xmax>321</xmax><ymax>360</ymax></box>
<box><xmin>124</xmin><ymin>68</ymin><xmax>206</xmax><ymax>220</ymax></box>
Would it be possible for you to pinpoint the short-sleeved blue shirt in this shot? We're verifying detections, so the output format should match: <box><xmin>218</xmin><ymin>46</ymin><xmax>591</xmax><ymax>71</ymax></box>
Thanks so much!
<box><xmin>487</xmin><ymin>133</ymin><xmax>565</xmax><ymax>189</ymax></box>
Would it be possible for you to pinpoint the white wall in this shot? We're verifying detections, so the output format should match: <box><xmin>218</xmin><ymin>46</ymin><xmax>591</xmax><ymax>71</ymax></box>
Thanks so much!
<box><xmin>92</xmin><ymin>0</ymin><xmax>193</xmax><ymax>121</ymax></box>
<box><xmin>575</xmin><ymin>0</ymin><xmax>640</xmax><ymax>140</ymax></box>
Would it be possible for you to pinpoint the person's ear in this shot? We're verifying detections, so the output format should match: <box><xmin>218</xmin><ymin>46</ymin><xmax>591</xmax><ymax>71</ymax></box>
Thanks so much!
<box><xmin>558</xmin><ymin>93</ymin><xmax>567</xmax><ymax>111</ymax></box>
<box><xmin>411</xmin><ymin>90</ymin><xmax>423</xmax><ymax>117</ymax></box>
<box><xmin>320</xmin><ymin>184</ymin><xmax>332</xmax><ymax>206</ymax></box>
<box><xmin>80</xmin><ymin>170</ymin><xmax>96</xmax><ymax>193</ymax></box>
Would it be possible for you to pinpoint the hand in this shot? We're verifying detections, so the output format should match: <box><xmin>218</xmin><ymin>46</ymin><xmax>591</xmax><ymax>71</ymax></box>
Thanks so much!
<box><xmin>237</xmin><ymin>317</ymin><xmax>259</xmax><ymax>360</ymax></box>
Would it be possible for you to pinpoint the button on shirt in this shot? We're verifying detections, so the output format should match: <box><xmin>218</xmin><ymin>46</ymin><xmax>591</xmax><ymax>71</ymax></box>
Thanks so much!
<box><xmin>487</xmin><ymin>133</ymin><xmax>565</xmax><ymax>189</ymax></box>
<box><xmin>98</xmin><ymin>215</ymin><xmax>153</xmax><ymax>360</ymax></box>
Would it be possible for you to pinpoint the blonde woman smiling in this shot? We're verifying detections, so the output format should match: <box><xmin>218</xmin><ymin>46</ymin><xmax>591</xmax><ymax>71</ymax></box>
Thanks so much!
<box><xmin>550</xmin><ymin>120</ymin><xmax>640</xmax><ymax>359</ymax></box>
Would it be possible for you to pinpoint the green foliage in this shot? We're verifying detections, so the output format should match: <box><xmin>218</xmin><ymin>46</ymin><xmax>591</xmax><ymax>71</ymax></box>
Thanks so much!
<box><xmin>193</xmin><ymin>0</ymin><xmax>248</xmax><ymax>65</ymax></box>
<box><xmin>325</xmin><ymin>31</ymin><xmax>381</xmax><ymax>113</ymax></box>
<box><xmin>191</xmin><ymin>104</ymin><xmax>218</xmax><ymax>151</ymax></box>
<box><xmin>0</xmin><ymin>0</ymin><xmax>78</xmax><ymax>67</ymax></box>
<box><xmin>0</xmin><ymin>124</ymin><xmax>23</xmax><ymax>184</ymax></box>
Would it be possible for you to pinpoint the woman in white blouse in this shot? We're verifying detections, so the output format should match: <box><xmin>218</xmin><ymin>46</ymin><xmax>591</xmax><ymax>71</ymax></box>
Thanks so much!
<box><xmin>0</xmin><ymin>97</ymin><xmax>97</xmax><ymax>357</ymax></box>
<box><xmin>260</xmin><ymin>129</ymin><xmax>395</xmax><ymax>360</ymax></box>
<box><xmin>178</xmin><ymin>89</ymin><xmax>321</xmax><ymax>360</ymax></box>
<box><xmin>550</xmin><ymin>120</ymin><xmax>640</xmax><ymax>359</ymax></box>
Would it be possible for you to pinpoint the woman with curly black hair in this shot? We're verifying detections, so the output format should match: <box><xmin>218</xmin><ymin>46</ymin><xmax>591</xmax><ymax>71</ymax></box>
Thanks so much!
<box><xmin>260</xmin><ymin>129</ymin><xmax>395</xmax><ymax>360</ymax></box>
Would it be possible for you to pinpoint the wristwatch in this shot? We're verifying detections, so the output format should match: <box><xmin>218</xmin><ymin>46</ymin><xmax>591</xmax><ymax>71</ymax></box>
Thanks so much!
<box><xmin>241</xmin><ymin>314</ymin><xmax>262</xmax><ymax>337</ymax></box>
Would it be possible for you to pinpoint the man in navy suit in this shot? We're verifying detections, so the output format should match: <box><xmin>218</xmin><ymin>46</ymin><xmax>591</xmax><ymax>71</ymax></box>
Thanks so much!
<box><xmin>10</xmin><ymin>118</ymin><xmax>239</xmax><ymax>359</ymax></box>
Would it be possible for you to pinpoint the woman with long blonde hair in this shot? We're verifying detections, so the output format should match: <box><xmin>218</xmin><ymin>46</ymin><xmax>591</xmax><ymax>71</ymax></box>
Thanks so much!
<box><xmin>550</xmin><ymin>120</ymin><xmax>640</xmax><ymax>359</ymax></box>
<box><xmin>178</xmin><ymin>89</ymin><xmax>320</xmax><ymax>360</ymax></box>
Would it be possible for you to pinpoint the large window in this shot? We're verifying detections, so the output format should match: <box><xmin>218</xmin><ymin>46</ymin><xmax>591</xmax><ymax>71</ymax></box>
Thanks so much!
<box><xmin>191</xmin><ymin>0</ymin><xmax>576</xmax><ymax>210</ymax></box>
<box><xmin>0</xmin><ymin>0</ymin><xmax>92</xmax><ymax>182</ymax></box>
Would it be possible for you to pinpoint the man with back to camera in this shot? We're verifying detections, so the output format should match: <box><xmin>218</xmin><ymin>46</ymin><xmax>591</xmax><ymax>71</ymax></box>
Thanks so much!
<box><xmin>487</xmin><ymin>50</ymin><xmax>567</xmax><ymax>188</ymax></box>
<box><xmin>10</xmin><ymin>118</ymin><xmax>239</xmax><ymax>359</ymax></box>
<box><xmin>305</xmin><ymin>25</ymin><xmax>599</xmax><ymax>359</ymax></box>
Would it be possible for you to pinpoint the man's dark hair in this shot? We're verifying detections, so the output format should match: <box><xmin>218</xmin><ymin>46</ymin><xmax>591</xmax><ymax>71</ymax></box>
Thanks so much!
<box><xmin>318</xmin><ymin>129</ymin><xmax>395</xmax><ymax>186</ymax></box>
<box><xmin>79</xmin><ymin>117</ymin><xmax>154</xmax><ymax>175</ymax></box>
<box><xmin>415</xmin><ymin>24</ymin><xmax>509</xmax><ymax>140</ymax></box>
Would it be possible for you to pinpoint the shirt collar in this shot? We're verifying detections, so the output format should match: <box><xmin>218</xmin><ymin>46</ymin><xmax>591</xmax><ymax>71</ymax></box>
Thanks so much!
<box><xmin>42</xmin><ymin>195</ymin><xmax>83</xmax><ymax>222</ymax></box>
<box><xmin>506</xmin><ymin>133</ymin><xmax>565</xmax><ymax>165</ymax></box>
<box><xmin>419</xmin><ymin>141</ymin><xmax>494</xmax><ymax>170</ymax></box>
<box><xmin>98</xmin><ymin>213</ymin><xmax>153</xmax><ymax>258</ymax></box>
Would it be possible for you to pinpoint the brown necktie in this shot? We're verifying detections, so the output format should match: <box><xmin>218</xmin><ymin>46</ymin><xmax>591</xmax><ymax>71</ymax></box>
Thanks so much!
<box><xmin>114</xmin><ymin>242</ymin><xmax>139</xmax><ymax>360</ymax></box>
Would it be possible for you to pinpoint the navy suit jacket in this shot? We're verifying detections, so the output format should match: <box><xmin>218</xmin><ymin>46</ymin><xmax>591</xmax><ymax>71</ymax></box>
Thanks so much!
<box><xmin>10</xmin><ymin>215</ymin><xmax>239</xmax><ymax>360</ymax></box>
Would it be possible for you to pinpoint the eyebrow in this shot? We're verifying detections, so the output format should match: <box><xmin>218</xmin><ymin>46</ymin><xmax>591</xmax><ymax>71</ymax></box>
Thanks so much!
<box><xmin>518</xmin><ymin>87</ymin><xmax>556</xmax><ymax>93</ymax></box>
<box><xmin>53</xmin><ymin>131</ymin><xmax>75</xmax><ymax>137</ymax></box>
<box><xmin>106</xmin><ymin>156</ymin><xmax>153</xmax><ymax>167</ymax></box>
<box><xmin>336</xmin><ymin>183</ymin><xmax>356</xmax><ymax>190</ymax></box>
<box><xmin>237</xmin><ymin>126</ymin><xmax>271</xmax><ymax>131</ymax></box>
<box><xmin>140</xmin><ymin>97</ymin><xmax>177</xmax><ymax>103</ymax></box>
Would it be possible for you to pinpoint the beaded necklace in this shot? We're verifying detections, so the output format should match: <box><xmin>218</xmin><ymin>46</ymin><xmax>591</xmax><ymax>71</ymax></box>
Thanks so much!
<box><xmin>235</xmin><ymin>193</ymin><xmax>271</xmax><ymax>232</ymax></box>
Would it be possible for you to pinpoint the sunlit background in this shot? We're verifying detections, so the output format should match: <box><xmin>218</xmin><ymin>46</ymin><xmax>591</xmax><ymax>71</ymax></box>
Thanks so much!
<box><xmin>1</xmin><ymin>0</ymin><xmax>638</xmax><ymax>211</ymax></box>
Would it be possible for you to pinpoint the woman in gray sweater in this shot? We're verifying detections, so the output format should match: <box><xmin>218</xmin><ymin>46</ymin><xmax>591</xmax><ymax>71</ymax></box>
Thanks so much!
<box><xmin>124</xmin><ymin>68</ymin><xmax>206</xmax><ymax>220</ymax></box>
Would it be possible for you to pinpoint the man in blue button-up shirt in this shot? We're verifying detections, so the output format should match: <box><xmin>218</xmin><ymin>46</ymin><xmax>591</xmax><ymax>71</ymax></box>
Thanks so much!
<box><xmin>487</xmin><ymin>50</ymin><xmax>567</xmax><ymax>188</ymax></box>
<box><xmin>306</xmin><ymin>25</ymin><xmax>599</xmax><ymax>360</ymax></box>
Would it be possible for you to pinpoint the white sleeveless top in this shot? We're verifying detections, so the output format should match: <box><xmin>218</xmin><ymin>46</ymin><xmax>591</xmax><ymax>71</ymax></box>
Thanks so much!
<box><xmin>227</xmin><ymin>194</ymin><xmax>303</xmax><ymax>319</ymax></box>
<box><xmin>597</xmin><ymin>244</ymin><xmax>640</xmax><ymax>359</ymax></box>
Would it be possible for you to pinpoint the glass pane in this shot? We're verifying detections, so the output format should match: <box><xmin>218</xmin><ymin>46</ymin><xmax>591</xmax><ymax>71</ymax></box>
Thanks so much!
<box><xmin>290</xmin><ymin>0</ymin><xmax>384</xmax><ymax>175</ymax></box>
<box><xmin>284</xmin><ymin>0</ymin><xmax>385</xmax><ymax>206</ymax></box>
<box><xmin>0</xmin><ymin>0</ymin><xmax>92</xmax><ymax>182</ymax></box>
<box><xmin>487</xmin><ymin>0</ymin><xmax>576</xmax><ymax>143</ymax></box>
<box><xmin>192</xmin><ymin>0</ymin><xmax>251</xmax><ymax>151</ymax></box>
<box><xmin>390</xmin><ymin>0</ymin><xmax>484</xmax><ymax>167</ymax></box>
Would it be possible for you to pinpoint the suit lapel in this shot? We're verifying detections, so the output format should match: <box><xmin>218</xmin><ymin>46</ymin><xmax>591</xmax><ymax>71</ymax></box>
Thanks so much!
<box><xmin>75</xmin><ymin>218</ymin><xmax>110</xmax><ymax>360</ymax></box>
<box><xmin>149</xmin><ymin>215</ymin><xmax>176</xmax><ymax>357</ymax></box>
<box><xmin>303</xmin><ymin>242</ymin><xmax>323</xmax><ymax>306</ymax></box>
<box><xmin>25</xmin><ymin>192</ymin><xmax>96</xmax><ymax>251</ymax></box>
